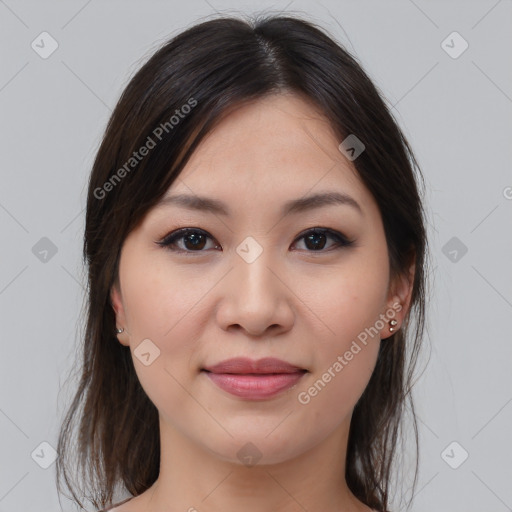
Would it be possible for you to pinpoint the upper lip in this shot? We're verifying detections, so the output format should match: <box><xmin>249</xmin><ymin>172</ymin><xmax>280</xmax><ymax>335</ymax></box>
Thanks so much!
<box><xmin>202</xmin><ymin>357</ymin><xmax>306</xmax><ymax>374</ymax></box>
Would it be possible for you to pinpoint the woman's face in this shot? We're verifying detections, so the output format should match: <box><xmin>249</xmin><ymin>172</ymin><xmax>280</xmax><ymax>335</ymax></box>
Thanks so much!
<box><xmin>111</xmin><ymin>93</ymin><xmax>410</xmax><ymax>466</ymax></box>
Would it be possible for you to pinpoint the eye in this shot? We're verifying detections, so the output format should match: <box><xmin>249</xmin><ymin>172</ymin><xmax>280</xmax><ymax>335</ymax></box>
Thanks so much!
<box><xmin>156</xmin><ymin>228</ymin><xmax>220</xmax><ymax>253</ymax></box>
<box><xmin>156</xmin><ymin>227</ymin><xmax>354</xmax><ymax>254</ymax></box>
<box><xmin>292</xmin><ymin>227</ymin><xmax>354</xmax><ymax>252</ymax></box>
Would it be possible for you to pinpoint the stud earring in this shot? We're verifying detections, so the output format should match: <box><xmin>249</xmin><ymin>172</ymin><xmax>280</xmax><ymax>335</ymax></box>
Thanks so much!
<box><xmin>389</xmin><ymin>319</ymin><xmax>398</xmax><ymax>333</ymax></box>
<box><xmin>116</xmin><ymin>327</ymin><xmax>124</xmax><ymax>334</ymax></box>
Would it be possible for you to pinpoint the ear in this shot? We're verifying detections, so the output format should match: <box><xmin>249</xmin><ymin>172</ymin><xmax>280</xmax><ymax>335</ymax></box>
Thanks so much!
<box><xmin>380</xmin><ymin>258</ymin><xmax>415</xmax><ymax>340</ymax></box>
<box><xmin>110</xmin><ymin>282</ymin><xmax>130</xmax><ymax>346</ymax></box>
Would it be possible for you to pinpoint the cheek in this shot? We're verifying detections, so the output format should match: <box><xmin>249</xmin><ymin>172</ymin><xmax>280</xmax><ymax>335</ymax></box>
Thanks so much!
<box><xmin>298</xmin><ymin>252</ymin><xmax>389</xmax><ymax>347</ymax></box>
<box><xmin>293</xmin><ymin>250</ymin><xmax>388</xmax><ymax>411</ymax></box>
<box><xmin>119</xmin><ymin>252</ymin><xmax>214</xmax><ymax>400</ymax></box>
<box><xmin>119</xmin><ymin>262</ymin><xmax>208</xmax><ymax>423</ymax></box>
<box><xmin>121</xmin><ymin>253</ymin><xmax>215</xmax><ymax>342</ymax></box>
<box><xmin>295</xmin><ymin>274</ymin><xmax>385</xmax><ymax>434</ymax></box>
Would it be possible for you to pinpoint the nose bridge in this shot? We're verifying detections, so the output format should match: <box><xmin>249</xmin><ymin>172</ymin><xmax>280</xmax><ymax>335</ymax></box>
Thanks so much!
<box><xmin>215</xmin><ymin>236</ymin><xmax>293</xmax><ymax>335</ymax></box>
<box><xmin>234</xmin><ymin>238</ymin><xmax>280</xmax><ymax>303</ymax></box>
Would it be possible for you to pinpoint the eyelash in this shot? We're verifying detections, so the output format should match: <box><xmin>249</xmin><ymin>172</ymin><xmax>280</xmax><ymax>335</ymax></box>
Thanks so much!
<box><xmin>155</xmin><ymin>227</ymin><xmax>355</xmax><ymax>255</ymax></box>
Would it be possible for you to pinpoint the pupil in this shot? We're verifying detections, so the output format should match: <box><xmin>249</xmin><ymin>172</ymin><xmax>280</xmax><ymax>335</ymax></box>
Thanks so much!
<box><xmin>185</xmin><ymin>233</ymin><xmax>206</xmax><ymax>250</ymax></box>
<box><xmin>305</xmin><ymin>232</ymin><xmax>326</xmax><ymax>250</ymax></box>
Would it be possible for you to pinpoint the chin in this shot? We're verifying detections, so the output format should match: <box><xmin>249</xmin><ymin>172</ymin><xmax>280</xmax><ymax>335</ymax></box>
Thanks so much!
<box><xmin>197</xmin><ymin>426</ymin><xmax>316</xmax><ymax>468</ymax></box>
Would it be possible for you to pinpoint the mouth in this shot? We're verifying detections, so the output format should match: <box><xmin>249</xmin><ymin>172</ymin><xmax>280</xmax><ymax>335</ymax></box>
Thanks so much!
<box><xmin>201</xmin><ymin>357</ymin><xmax>308</xmax><ymax>400</ymax></box>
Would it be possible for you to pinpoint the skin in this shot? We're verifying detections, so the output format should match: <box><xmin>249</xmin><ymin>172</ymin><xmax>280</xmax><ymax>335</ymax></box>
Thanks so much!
<box><xmin>110</xmin><ymin>93</ymin><xmax>414</xmax><ymax>512</ymax></box>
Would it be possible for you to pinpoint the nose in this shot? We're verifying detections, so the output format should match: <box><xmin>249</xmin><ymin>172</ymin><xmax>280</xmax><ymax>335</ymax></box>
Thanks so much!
<box><xmin>215</xmin><ymin>249</ymin><xmax>295</xmax><ymax>338</ymax></box>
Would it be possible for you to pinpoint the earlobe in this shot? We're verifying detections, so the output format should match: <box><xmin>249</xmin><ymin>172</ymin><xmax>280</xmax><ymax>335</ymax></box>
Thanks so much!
<box><xmin>110</xmin><ymin>284</ymin><xmax>129</xmax><ymax>346</ymax></box>
<box><xmin>380</xmin><ymin>261</ymin><xmax>416</xmax><ymax>340</ymax></box>
<box><xmin>379</xmin><ymin>295</ymin><xmax>402</xmax><ymax>340</ymax></box>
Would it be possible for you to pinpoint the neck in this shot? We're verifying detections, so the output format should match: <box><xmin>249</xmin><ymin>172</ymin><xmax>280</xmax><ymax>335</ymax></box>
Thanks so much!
<box><xmin>141</xmin><ymin>415</ymin><xmax>369</xmax><ymax>512</ymax></box>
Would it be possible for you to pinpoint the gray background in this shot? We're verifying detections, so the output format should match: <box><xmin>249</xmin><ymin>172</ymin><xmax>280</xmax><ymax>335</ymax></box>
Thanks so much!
<box><xmin>0</xmin><ymin>1</ymin><xmax>511</xmax><ymax>511</ymax></box>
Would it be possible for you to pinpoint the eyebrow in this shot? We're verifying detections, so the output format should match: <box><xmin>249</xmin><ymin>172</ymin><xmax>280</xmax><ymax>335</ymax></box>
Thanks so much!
<box><xmin>155</xmin><ymin>191</ymin><xmax>362</xmax><ymax>217</ymax></box>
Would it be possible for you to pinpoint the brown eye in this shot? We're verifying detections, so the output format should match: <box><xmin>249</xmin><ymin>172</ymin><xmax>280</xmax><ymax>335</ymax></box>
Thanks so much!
<box><xmin>293</xmin><ymin>228</ymin><xmax>354</xmax><ymax>252</ymax></box>
<box><xmin>156</xmin><ymin>228</ymin><xmax>220</xmax><ymax>253</ymax></box>
<box><xmin>156</xmin><ymin>227</ymin><xmax>354</xmax><ymax>255</ymax></box>
<box><xmin>180</xmin><ymin>231</ymin><xmax>207</xmax><ymax>250</ymax></box>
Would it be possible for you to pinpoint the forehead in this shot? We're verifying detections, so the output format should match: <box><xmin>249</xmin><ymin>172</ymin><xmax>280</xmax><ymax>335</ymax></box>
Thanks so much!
<box><xmin>144</xmin><ymin>93</ymin><xmax>386</xmax><ymax>233</ymax></box>
<box><xmin>173</xmin><ymin>94</ymin><xmax>364</xmax><ymax>198</ymax></box>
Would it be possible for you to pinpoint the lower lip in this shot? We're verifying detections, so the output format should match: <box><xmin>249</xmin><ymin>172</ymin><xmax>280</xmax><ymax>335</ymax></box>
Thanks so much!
<box><xmin>204</xmin><ymin>371</ymin><xmax>306</xmax><ymax>399</ymax></box>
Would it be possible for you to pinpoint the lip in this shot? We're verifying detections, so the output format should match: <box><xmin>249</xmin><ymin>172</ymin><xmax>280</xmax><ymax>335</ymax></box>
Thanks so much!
<box><xmin>203</xmin><ymin>357</ymin><xmax>304</xmax><ymax>374</ymax></box>
<box><xmin>202</xmin><ymin>357</ymin><xmax>307</xmax><ymax>400</ymax></box>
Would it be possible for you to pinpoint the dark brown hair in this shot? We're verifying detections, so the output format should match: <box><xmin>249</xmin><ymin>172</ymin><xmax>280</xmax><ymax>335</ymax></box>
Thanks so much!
<box><xmin>56</xmin><ymin>13</ymin><xmax>429</xmax><ymax>512</ymax></box>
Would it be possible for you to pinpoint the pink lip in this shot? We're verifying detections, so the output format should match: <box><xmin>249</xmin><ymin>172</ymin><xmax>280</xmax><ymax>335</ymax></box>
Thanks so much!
<box><xmin>203</xmin><ymin>357</ymin><xmax>304</xmax><ymax>374</ymax></box>
<box><xmin>202</xmin><ymin>357</ymin><xmax>307</xmax><ymax>400</ymax></box>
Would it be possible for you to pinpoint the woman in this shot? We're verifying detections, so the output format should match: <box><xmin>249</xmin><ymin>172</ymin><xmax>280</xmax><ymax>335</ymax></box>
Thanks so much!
<box><xmin>57</xmin><ymin>14</ymin><xmax>429</xmax><ymax>512</ymax></box>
